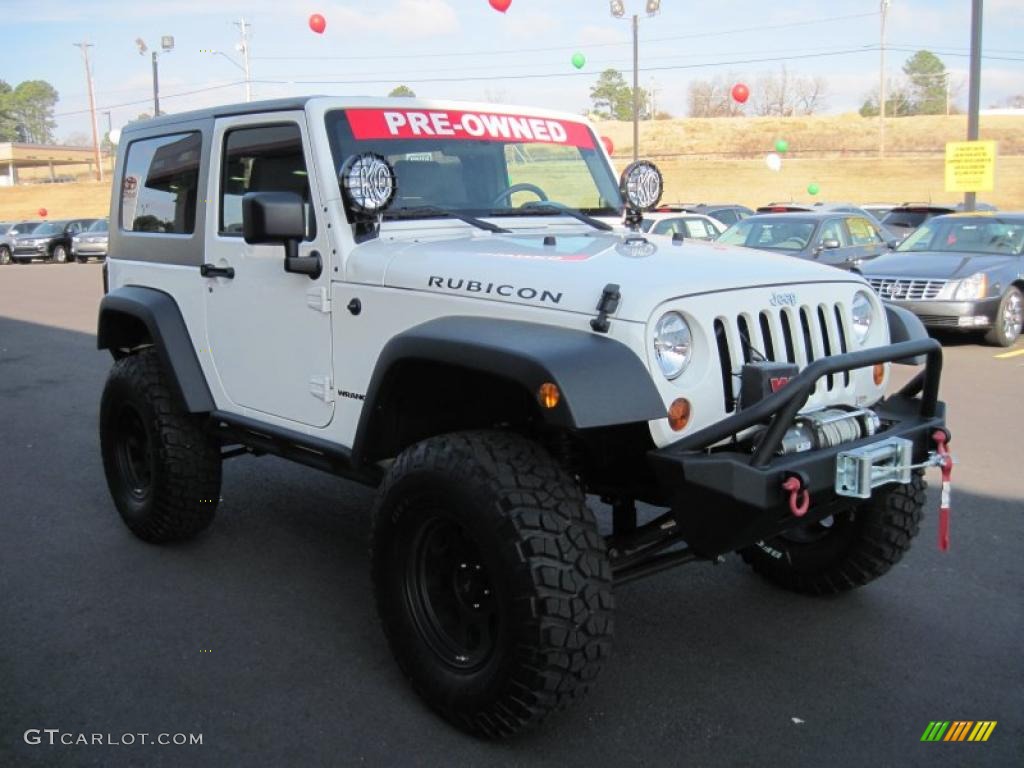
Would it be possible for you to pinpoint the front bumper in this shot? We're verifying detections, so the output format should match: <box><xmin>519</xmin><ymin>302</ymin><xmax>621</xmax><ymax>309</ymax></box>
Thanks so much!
<box><xmin>647</xmin><ymin>338</ymin><xmax>946</xmax><ymax>556</ymax></box>
<box><xmin>13</xmin><ymin>244</ymin><xmax>48</xmax><ymax>257</ymax></box>
<box><xmin>888</xmin><ymin>297</ymin><xmax>1000</xmax><ymax>330</ymax></box>
<box><xmin>72</xmin><ymin>243</ymin><xmax>108</xmax><ymax>257</ymax></box>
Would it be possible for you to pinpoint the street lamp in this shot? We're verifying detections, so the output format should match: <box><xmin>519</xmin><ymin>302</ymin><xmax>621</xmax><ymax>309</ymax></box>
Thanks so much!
<box><xmin>609</xmin><ymin>0</ymin><xmax>661</xmax><ymax>161</ymax></box>
<box><xmin>137</xmin><ymin>35</ymin><xmax>174</xmax><ymax>116</ymax></box>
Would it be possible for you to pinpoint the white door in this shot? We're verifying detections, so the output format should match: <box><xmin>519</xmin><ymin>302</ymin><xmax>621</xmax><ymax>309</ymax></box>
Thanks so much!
<box><xmin>203</xmin><ymin>112</ymin><xmax>334</xmax><ymax>428</ymax></box>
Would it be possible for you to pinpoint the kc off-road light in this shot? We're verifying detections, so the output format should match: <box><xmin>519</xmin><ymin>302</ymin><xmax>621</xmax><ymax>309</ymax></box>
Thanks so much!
<box><xmin>851</xmin><ymin>291</ymin><xmax>874</xmax><ymax>346</ymax></box>
<box><xmin>653</xmin><ymin>311</ymin><xmax>692</xmax><ymax>379</ymax></box>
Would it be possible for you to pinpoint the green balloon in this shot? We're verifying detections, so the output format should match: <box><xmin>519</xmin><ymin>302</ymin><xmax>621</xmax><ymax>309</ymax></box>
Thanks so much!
<box><xmin>807</xmin><ymin>183</ymin><xmax>820</xmax><ymax>196</ymax></box>
<box><xmin>775</xmin><ymin>139</ymin><xmax>789</xmax><ymax>154</ymax></box>
<box><xmin>571</xmin><ymin>52</ymin><xmax>586</xmax><ymax>70</ymax></box>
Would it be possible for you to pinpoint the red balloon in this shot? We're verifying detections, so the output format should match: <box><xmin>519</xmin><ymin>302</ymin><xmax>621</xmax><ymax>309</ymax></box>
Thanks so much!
<box><xmin>600</xmin><ymin>136</ymin><xmax>614</xmax><ymax>156</ymax></box>
<box><xmin>731</xmin><ymin>83</ymin><xmax>750</xmax><ymax>104</ymax></box>
<box><xmin>37</xmin><ymin>207</ymin><xmax>47</xmax><ymax>217</ymax></box>
<box><xmin>489</xmin><ymin>0</ymin><xmax>512</xmax><ymax>12</ymax></box>
<box><xmin>309</xmin><ymin>13</ymin><xmax>326</xmax><ymax>34</ymax></box>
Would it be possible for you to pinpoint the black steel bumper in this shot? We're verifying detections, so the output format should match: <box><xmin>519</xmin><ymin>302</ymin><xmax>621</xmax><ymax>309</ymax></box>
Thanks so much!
<box><xmin>647</xmin><ymin>338</ymin><xmax>947</xmax><ymax>557</ymax></box>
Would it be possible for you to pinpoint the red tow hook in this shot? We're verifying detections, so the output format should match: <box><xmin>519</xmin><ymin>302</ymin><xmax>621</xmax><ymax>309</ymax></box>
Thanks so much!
<box><xmin>932</xmin><ymin>430</ymin><xmax>954</xmax><ymax>551</ymax></box>
<box><xmin>782</xmin><ymin>476</ymin><xmax>810</xmax><ymax>518</ymax></box>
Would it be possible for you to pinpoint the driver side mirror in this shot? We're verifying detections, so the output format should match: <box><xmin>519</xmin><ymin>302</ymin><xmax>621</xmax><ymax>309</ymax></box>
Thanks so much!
<box><xmin>243</xmin><ymin>191</ymin><xmax>321</xmax><ymax>279</ymax></box>
<box><xmin>821</xmin><ymin>238</ymin><xmax>841</xmax><ymax>250</ymax></box>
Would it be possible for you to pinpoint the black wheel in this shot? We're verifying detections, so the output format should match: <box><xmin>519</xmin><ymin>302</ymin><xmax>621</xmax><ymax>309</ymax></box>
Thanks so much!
<box><xmin>52</xmin><ymin>244</ymin><xmax>68</xmax><ymax>263</ymax></box>
<box><xmin>371</xmin><ymin>431</ymin><xmax>613</xmax><ymax>738</ymax></box>
<box><xmin>100</xmin><ymin>350</ymin><xmax>222</xmax><ymax>543</ymax></box>
<box><xmin>741</xmin><ymin>473</ymin><xmax>926</xmax><ymax>595</ymax></box>
<box><xmin>0</xmin><ymin>245</ymin><xmax>10</xmax><ymax>265</ymax></box>
<box><xmin>984</xmin><ymin>287</ymin><xmax>1022</xmax><ymax>347</ymax></box>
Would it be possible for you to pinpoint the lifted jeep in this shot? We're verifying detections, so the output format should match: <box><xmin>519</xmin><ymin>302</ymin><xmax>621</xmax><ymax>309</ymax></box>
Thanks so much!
<box><xmin>98</xmin><ymin>97</ymin><xmax>949</xmax><ymax>737</ymax></box>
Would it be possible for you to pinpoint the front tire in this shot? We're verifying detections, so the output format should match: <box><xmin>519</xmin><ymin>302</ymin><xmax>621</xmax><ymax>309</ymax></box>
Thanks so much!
<box><xmin>984</xmin><ymin>287</ymin><xmax>1022</xmax><ymax>347</ymax></box>
<box><xmin>371</xmin><ymin>431</ymin><xmax>613</xmax><ymax>738</ymax></box>
<box><xmin>0</xmin><ymin>246</ymin><xmax>10</xmax><ymax>265</ymax></box>
<box><xmin>52</xmin><ymin>244</ymin><xmax>68</xmax><ymax>263</ymax></box>
<box><xmin>100</xmin><ymin>350</ymin><xmax>222</xmax><ymax>543</ymax></box>
<box><xmin>741</xmin><ymin>473</ymin><xmax>926</xmax><ymax>595</ymax></box>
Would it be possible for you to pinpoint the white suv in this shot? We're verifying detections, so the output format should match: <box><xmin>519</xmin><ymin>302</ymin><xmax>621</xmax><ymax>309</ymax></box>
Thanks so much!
<box><xmin>98</xmin><ymin>97</ymin><xmax>950</xmax><ymax>737</ymax></box>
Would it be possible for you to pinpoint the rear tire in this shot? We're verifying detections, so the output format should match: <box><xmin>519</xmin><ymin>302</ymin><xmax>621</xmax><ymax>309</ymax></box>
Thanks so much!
<box><xmin>100</xmin><ymin>349</ymin><xmax>222</xmax><ymax>543</ymax></box>
<box><xmin>741</xmin><ymin>473</ymin><xmax>926</xmax><ymax>595</ymax></box>
<box><xmin>984</xmin><ymin>287</ymin><xmax>1022</xmax><ymax>347</ymax></box>
<box><xmin>371</xmin><ymin>431</ymin><xmax>613</xmax><ymax>738</ymax></box>
<box><xmin>52</xmin><ymin>244</ymin><xmax>68</xmax><ymax>264</ymax></box>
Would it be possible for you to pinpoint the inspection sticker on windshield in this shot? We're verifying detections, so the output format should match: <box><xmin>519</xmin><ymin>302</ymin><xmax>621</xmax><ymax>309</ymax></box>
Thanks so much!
<box><xmin>346</xmin><ymin>109</ymin><xmax>595</xmax><ymax>149</ymax></box>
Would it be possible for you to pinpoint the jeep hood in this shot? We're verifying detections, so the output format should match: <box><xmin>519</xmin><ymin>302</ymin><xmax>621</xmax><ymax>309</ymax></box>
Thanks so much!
<box><xmin>347</xmin><ymin>229</ymin><xmax>864</xmax><ymax>322</ymax></box>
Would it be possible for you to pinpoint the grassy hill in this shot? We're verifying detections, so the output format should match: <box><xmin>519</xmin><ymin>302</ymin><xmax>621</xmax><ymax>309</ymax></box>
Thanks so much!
<box><xmin>1</xmin><ymin>114</ymin><xmax>1021</xmax><ymax>221</ymax></box>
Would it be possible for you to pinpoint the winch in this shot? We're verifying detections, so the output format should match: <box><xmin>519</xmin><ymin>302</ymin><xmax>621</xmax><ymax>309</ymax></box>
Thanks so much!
<box><xmin>768</xmin><ymin>407</ymin><xmax>881</xmax><ymax>455</ymax></box>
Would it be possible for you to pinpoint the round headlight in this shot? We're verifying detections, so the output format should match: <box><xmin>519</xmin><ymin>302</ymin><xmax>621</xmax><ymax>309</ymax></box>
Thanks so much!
<box><xmin>653</xmin><ymin>311</ymin><xmax>692</xmax><ymax>379</ymax></box>
<box><xmin>851</xmin><ymin>290</ymin><xmax>874</xmax><ymax>345</ymax></box>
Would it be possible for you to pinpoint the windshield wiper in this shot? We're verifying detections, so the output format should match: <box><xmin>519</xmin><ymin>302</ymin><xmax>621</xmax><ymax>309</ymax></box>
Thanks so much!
<box><xmin>388</xmin><ymin>205</ymin><xmax>510</xmax><ymax>234</ymax></box>
<box><xmin>513</xmin><ymin>201</ymin><xmax>613</xmax><ymax>232</ymax></box>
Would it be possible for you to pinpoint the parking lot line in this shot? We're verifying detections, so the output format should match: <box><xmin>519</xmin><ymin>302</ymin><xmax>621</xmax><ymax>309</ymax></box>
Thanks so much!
<box><xmin>993</xmin><ymin>348</ymin><xmax>1024</xmax><ymax>359</ymax></box>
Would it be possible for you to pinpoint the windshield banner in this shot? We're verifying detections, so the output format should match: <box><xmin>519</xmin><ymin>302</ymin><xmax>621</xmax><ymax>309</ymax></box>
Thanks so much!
<box><xmin>346</xmin><ymin>109</ymin><xmax>595</xmax><ymax>149</ymax></box>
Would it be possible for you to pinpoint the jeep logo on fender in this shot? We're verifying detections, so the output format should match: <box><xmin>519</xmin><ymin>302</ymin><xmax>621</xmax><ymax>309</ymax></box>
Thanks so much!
<box><xmin>427</xmin><ymin>276</ymin><xmax>563</xmax><ymax>305</ymax></box>
<box><xmin>769</xmin><ymin>291</ymin><xmax>798</xmax><ymax>307</ymax></box>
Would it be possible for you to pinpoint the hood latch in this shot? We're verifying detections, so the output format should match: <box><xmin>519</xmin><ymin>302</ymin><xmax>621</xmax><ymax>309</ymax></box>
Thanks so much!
<box><xmin>591</xmin><ymin>283</ymin><xmax>621</xmax><ymax>333</ymax></box>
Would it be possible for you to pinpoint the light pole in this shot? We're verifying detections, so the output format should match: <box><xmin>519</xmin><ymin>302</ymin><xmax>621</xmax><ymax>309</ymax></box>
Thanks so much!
<box><xmin>879</xmin><ymin>0</ymin><xmax>891</xmax><ymax>157</ymax></box>
<box><xmin>136</xmin><ymin>35</ymin><xmax>174</xmax><ymax>116</ymax></box>
<box><xmin>72</xmin><ymin>41</ymin><xmax>103</xmax><ymax>181</ymax></box>
<box><xmin>610</xmin><ymin>0</ymin><xmax>661</xmax><ymax>162</ymax></box>
<box><xmin>964</xmin><ymin>0</ymin><xmax>983</xmax><ymax>212</ymax></box>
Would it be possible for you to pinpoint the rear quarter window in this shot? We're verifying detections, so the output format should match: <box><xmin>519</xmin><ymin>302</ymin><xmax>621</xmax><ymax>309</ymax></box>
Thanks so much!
<box><xmin>121</xmin><ymin>132</ymin><xmax>202</xmax><ymax>235</ymax></box>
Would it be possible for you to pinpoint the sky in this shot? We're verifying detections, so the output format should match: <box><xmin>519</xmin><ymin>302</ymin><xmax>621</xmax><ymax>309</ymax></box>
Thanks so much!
<box><xmin>2</xmin><ymin>0</ymin><xmax>1022</xmax><ymax>143</ymax></box>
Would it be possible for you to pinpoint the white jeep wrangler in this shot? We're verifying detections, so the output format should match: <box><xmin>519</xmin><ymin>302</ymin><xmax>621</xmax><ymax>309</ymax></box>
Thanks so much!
<box><xmin>98</xmin><ymin>97</ymin><xmax>949</xmax><ymax>737</ymax></box>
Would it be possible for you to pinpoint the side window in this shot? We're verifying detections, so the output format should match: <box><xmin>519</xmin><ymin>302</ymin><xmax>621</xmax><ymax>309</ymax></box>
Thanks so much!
<box><xmin>820</xmin><ymin>219</ymin><xmax>850</xmax><ymax>246</ymax></box>
<box><xmin>715</xmin><ymin>210</ymin><xmax>736</xmax><ymax>226</ymax></box>
<box><xmin>847</xmin><ymin>217</ymin><xmax>879</xmax><ymax>245</ymax></box>
<box><xmin>220</xmin><ymin>123</ymin><xmax>315</xmax><ymax>239</ymax></box>
<box><xmin>121</xmin><ymin>132</ymin><xmax>201</xmax><ymax>234</ymax></box>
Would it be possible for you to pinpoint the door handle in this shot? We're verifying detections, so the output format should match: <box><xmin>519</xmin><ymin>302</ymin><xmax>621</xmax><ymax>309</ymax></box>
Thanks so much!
<box><xmin>200</xmin><ymin>263</ymin><xmax>235</xmax><ymax>279</ymax></box>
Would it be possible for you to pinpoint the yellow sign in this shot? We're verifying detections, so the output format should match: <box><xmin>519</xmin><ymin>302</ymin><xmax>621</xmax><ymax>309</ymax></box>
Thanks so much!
<box><xmin>945</xmin><ymin>140</ymin><xmax>997</xmax><ymax>192</ymax></box>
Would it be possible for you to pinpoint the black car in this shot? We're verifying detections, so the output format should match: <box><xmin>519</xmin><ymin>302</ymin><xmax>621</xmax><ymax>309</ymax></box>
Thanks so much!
<box><xmin>657</xmin><ymin>203</ymin><xmax>754</xmax><ymax>227</ymax></box>
<box><xmin>881</xmin><ymin>202</ymin><xmax>997</xmax><ymax>242</ymax></box>
<box><xmin>12</xmin><ymin>218</ymin><xmax>97</xmax><ymax>264</ymax></box>
<box><xmin>863</xmin><ymin>213</ymin><xmax>1023</xmax><ymax>347</ymax></box>
<box><xmin>757</xmin><ymin>201</ymin><xmax>897</xmax><ymax>239</ymax></box>
<box><xmin>718</xmin><ymin>211</ymin><xmax>894</xmax><ymax>271</ymax></box>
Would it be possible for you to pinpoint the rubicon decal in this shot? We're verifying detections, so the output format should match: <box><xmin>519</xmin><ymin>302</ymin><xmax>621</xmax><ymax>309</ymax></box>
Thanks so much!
<box><xmin>920</xmin><ymin>721</ymin><xmax>997</xmax><ymax>742</ymax></box>
<box><xmin>347</xmin><ymin>109</ymin><xmax>595</xmax><ymax>149</ymax></box>
<box><xmin>427</xmin><ymin>276</ymin><xmax>563</xmax><ymax>305</ymax></box>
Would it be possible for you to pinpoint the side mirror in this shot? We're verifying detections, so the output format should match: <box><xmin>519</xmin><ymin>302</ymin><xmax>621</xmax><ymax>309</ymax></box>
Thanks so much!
<box><xmin>886</xmin><ymin>239</ymin><xmax>898</xmax><ymax>249</ymax></box>
<box><xmin>242</xmin><ymin>191</ymin><xmax>321</xmax><ymax>279</ymax></box>
<box><xmin>821</xmin><ymin>238</ymin><xmax>841</xmax><ymax>250</ymax></box>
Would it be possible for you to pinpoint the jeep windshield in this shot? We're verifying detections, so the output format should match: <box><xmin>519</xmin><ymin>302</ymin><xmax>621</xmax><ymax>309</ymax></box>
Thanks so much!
<box><xmin>325</xmin><ymin>108</ymin><xmax>622</xmax><ymax>224</ymax></box>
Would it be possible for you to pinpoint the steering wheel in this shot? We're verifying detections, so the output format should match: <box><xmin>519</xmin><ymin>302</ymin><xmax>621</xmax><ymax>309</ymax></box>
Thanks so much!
<box><xmin>490</xmin><ymin>183</ymin><xmax>548</xmax><ymax>207</ymax></box>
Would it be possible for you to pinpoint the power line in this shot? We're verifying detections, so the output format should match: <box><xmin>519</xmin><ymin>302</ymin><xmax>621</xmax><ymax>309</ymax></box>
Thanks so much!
<box><xmin>252</xmin><ymin>11</ymin><xmax>879</xmax><ymax>61</ymax></box>
<box><xmin>53</xmin><ymin>81</ymin><xmax>246</xmax><ymax>118</ymax></box>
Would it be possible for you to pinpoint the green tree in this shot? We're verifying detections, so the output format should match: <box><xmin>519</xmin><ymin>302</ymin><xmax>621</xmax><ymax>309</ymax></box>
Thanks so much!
<box><xmin>388</xmin><ymin>85</ymin><xmax>416</xmax><ymax>98</ymax></box>
<box><xmin>7</xmin><ymin>80</ymin><xmax>59</xmax><ymax>143</ymax></box>
<box><xmin>0</xmin><ymin>80</ymin><xmax>19</xmax><ymax>141</ymax></box>
<box><xmin>903</xmin><ymin>50</ymin><xmax>948</xmax><ymax>115</ymax></box>
<box><xmin>589</xmin><ymin>69</ymin><xmax>648</xmax><ymax>121</ymax></box>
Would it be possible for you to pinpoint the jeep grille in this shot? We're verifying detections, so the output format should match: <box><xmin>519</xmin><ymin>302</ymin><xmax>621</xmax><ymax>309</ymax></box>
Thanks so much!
<box><xmin>714</xmin><ymin>304</ymin><xmax>852</xmax><ymax>413</ymax></box>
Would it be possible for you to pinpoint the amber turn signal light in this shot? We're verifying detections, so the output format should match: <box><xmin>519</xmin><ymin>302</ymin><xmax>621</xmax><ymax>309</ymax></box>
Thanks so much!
<box><xmin>538</xmin><ymin>382</ymin><xmax>560</xmax><ymax>409</ymax></box>
<box><xmin>668</xmin><ymin>397</ymin><xmax>691</xmax><ymax>431</ymax></box>
<box><xmin>873</xmin><ymin>363</ymin><xmax>885</xmax><ymax>386</ymax></box>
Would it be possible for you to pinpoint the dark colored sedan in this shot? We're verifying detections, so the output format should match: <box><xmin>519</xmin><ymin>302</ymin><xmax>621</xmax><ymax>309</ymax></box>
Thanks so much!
<box><xmin>881</xmin><ymin>202</ymin><xmax>997</xmax><ymax>241</ymax></box>
<box><xmin>13</xmin><ymin>218</ymin><xmax>97</xmax><ymax>264</ymax></box>
<box><xmin>717</xmin><ymin>211</ymin><xmax>893</xmax><ymax>271</ymax></box>
<box><xmin>863</xmin><ymin>213</ymin><xmax>1023</xmax><ymax>347</ymax></box>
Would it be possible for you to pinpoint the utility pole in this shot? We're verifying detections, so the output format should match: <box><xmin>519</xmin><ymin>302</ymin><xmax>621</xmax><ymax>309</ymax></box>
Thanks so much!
<box><xmin>151</xmin><ymin>50</ymin><xmax>160</xmax><ymax>116</ymax></box>
<box><xmin>964</xmin><ymin>0</ymin><xmax>983</xmax><ymax>212</ymax></box>
<box><xmin>879</xmin><ymin>0</ymin><xmax>891</xmax><ymax>157</ymax></box>
<box><xmin>73</xmin><ymin>41</ymin><xmax>103</xmax><ymax>182</ymax></box>
<box><xmin>235</xmin><ymin>17</ymin><xmax>253</xmax><ymax>102</ymax></box>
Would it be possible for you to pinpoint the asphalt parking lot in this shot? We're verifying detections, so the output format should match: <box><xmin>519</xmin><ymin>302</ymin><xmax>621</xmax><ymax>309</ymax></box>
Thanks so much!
<box><xmin>1</xmin><ymin>263</ymin><xmax>1021</xmax><ymax>767</ymax></box>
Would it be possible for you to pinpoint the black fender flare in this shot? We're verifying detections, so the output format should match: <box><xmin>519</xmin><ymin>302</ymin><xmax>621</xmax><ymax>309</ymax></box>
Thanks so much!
<box><xmin>352</xmin><ymin>316</ymin><xmax>666</xmax><ymax>461</ymax></box>
<box><xmin>885</xmin><ymin>304</ymin><xmax>929</xmax><ymax>365</ymax></box>
<box><xmin>97</xmin><ymin>286</ymin><xmax>215</xmax><ymax>413</ymax></box>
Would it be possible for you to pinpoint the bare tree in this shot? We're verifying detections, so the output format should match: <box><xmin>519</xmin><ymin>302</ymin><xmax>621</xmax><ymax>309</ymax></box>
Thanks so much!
<box><xmin>686</xmin><ymin>74</ymin><xmax>744</xmax><ymax>117</ymax></box>
<box><xmin>754</xmin><ymin>66</ymin><xmax>828</xmax><ymax>116</ymax></box>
